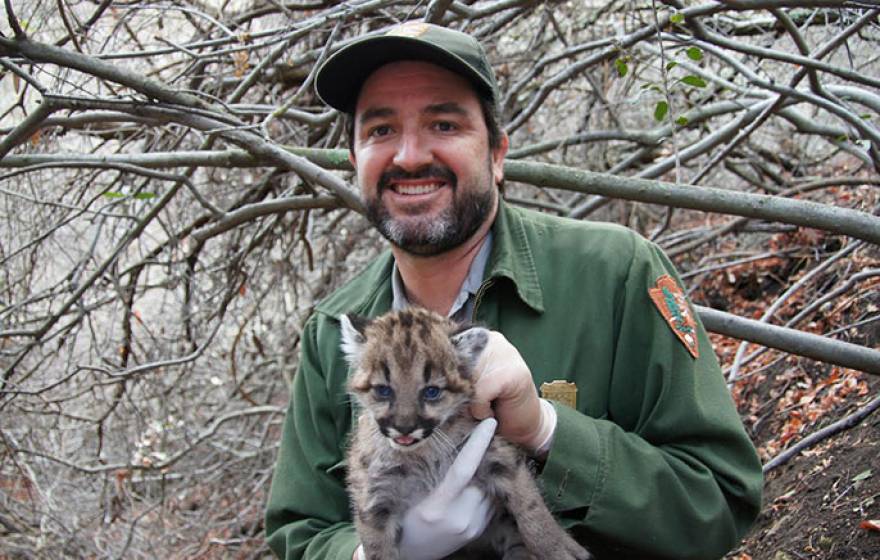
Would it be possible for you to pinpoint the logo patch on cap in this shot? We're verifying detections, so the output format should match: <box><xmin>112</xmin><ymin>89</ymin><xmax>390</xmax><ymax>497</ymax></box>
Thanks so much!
<box><xmin>386</xmin><ymin>22</ymin><xmax>431</xmax><ymax>38</ymax></box>
<box><xmin>649</xmin><ymin>274</ymin><xmax>699</xmax><ymax>359</ymax></box>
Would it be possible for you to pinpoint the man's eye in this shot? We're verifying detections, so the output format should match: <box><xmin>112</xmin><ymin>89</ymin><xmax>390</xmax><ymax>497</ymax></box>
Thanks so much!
<box><xmin>421</xmin><ymin>386</ymin><xmax>443</xmax><ymax>401</ymax></box>
<box><xmin>372</xmin><ymin>385</ymin><xmax>394</xmax><ymax>399</ymax></box>
<box><xmin>368</xmin><ymin>125</ymin><xmax>392</xmax><ymax>137</ymax></box>
<box><xmin>433</xmin><ymin>121</ymin><xmax>456</xmax><ymax>132</ymax></box>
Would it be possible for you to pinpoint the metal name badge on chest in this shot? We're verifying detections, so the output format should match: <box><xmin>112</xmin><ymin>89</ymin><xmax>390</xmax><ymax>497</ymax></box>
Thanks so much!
<box><xmin>540</xmin><ymin>380</ymin><xmax>578</xmax><ymax>409</ymax></box>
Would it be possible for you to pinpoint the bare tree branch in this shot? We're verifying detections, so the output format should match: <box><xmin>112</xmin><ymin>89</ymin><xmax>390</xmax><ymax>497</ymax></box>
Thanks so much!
<box><xmin>0</xmin><ymin>99</ymin><xmax>56</xmax><ymax>160</ymax></box>
<box><xmin>2</xmin><ymin>3</ymin><xmax>878</xmax><ymax>556</ymax></box>
<box><xmin>698</xmin><ymin>306</ymin><xmax>880</xmax><ymax>376</ymax></box>
<box><xmin>762</xmin><ymin>393</ymin><xmax>880</xmax><ymax>473</ymax></box>
<box><xmin>506</xmin><ymin>160</ymin><xmax>880</xmax><ymax>245</ymax></box>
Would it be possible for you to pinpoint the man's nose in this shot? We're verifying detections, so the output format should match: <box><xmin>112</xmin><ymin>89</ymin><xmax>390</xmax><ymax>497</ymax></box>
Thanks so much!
<box><xmin>392</xmin><ymin>131</ymin><xmax>432</xmax><ymax>171</ymax></box>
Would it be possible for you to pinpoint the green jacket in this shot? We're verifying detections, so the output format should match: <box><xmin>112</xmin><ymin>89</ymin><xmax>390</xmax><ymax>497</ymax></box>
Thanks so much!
<box><xmin>265</xmin><ymin>202</ymin><xmax>763</xmax><ymax>560</ymax></box>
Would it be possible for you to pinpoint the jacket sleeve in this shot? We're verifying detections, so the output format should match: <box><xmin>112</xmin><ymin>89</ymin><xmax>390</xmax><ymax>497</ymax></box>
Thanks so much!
<box><xmin>538</xmin><ymin>238</ymin><xmax>763</xmax><ymax>559</ymax></box>
<box><xmin>265</xmin><ymin>316</ymin><xmax>359</xmax><ymax>560</ymax></box>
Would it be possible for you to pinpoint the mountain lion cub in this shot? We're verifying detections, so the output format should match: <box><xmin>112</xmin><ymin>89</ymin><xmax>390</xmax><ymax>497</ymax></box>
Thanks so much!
<box><xmin>340</xmin><ymin>308</ymin><xmax>591</xmax><ymax>560</ymax></box>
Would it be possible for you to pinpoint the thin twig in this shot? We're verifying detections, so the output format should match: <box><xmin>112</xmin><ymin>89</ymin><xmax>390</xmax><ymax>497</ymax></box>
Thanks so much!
<box><xmin>728</xmin><ymin>241</ymin><xmax>863</xmax><ymax>381</ymax></box>
<box><xmin>0</xmin><ymin>99</ymin><xmax>56</xmax><ymax>160</ymax></box>
<box><xmin>4</xmin><ymin>0</ymin><xmax>26</xmax><ymax>38</ymax></box>
<box><xmin>763</xmin><ymin>393</ymin><xmax>880</xmax><ymax>473</ymax></box>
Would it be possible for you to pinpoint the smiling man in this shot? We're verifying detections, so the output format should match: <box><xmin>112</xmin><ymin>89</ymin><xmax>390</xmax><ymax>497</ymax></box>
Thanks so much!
<box><xmin>352</xmin><ymin>59</ymin><xmax>505</xmax><ymax>315</ymax></box>
<box><xmin>265</xmin><ymin>22</ymin><xmax>762</xmax><ymax>560</ymax></box>
<box><xmin>356</xmin><ymin>62</ymin><xmax>502</xmax><ymax>252</ymax></box>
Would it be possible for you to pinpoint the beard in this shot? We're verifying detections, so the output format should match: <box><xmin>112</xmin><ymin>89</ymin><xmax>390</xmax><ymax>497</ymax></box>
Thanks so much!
<box><xmin>364</xmin><ymin>163</ymin><xmax>496</xmax><ymax>257</ymax></box>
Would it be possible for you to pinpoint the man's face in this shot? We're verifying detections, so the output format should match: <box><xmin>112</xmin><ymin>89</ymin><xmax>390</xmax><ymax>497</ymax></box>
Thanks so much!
<box><xmin>349</xmin><ymin>61</ymin><xmax>508</xmax><ymax>256</ymax></box>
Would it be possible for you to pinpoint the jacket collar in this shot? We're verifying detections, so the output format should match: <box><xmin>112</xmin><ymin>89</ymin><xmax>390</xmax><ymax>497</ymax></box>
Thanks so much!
<box><xmin>486</xmin><ymin>200</ymin><xmax>545</xmax><ymax>313</ymax></box>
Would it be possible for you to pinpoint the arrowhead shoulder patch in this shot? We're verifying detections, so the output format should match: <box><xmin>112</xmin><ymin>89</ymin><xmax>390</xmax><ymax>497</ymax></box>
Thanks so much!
<box><xmin>648</xmin><ymin>274</ymin><xmax>699</xmax><ymax>359</ymax></box>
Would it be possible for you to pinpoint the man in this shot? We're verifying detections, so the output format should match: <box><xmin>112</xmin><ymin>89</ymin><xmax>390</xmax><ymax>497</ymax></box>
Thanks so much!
<box><xmin>265</xmin><ymin>22</ymin><xmax>763</xmax><ymax>560</ymax></box>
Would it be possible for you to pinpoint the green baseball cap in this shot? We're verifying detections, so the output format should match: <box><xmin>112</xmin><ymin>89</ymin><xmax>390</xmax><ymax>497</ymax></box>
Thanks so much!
<box><xmin>315</xmin><ymin>22</ymin><xmax>498</xmax><ymax>114</ymax></box>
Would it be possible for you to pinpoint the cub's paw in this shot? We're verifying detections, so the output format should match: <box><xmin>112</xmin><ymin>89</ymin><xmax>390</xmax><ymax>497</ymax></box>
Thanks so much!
<box><xmin>500</xmin><ymin>548</ymin><xmax>534</xmax><ymax>560</ymax></box>
<box><xmin>548</xmin><ymin>537</ymin><xmax>591</xmax><ymax>560</ymax></box>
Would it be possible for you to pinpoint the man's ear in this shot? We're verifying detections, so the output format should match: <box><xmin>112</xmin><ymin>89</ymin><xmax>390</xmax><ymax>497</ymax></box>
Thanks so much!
<box><xmin>339</xmin><ymin>314</ymin><xmax>370</xmax><ymax>366</ymax></box>
<box><xmin>450</xmin><ymin>326</ymin><xmax>490</xmax><ymax>375</ymax></box>
<box><xmin>491</xmin><ymin>132</ymin><xmax>509</xmax><ymax>186</ymax></box>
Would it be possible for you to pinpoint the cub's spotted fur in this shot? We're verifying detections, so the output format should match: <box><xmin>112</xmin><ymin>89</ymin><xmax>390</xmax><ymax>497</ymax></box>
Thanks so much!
<box><xmin>340</xmin><ymin>308</ymin><xmax>591</xmax><ymax>560</ymax></box>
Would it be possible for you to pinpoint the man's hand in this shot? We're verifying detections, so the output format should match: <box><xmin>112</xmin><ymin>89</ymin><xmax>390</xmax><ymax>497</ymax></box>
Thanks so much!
<box><xmin>470</xmin><ymin>331</ymin><xmax>556</xmax><ymax>455</ymax></box>
<box><xmin>395</xmin><ymin>418</ymin><xmax>497</xmax><ymax>560</ymax></box>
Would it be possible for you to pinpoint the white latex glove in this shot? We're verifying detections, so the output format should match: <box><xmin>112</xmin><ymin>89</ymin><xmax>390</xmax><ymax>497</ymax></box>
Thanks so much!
<box><xmin>392</xmin><ymin>418</ymin><xmax>498</xmax><ymax>560</ymax></box>
<box><xmin>470</xmin><ymin>331</ymin><xmax>557</xmax><ymax>456</ymax></box>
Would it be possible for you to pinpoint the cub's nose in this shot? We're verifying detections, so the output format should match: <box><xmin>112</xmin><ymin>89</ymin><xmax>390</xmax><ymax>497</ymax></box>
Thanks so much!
<box><xmin>394</xmin><ymin>424</ymin><xmax>416</xmax><ymax>436</ymax></box>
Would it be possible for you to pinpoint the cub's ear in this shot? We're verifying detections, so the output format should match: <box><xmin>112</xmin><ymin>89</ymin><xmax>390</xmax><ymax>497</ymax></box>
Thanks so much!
<box><xmin>450</xmin><ymin>326</ymin><xmax>490</xmax><ymax>374</ymax></box>
<box><xmin>339</xmin><ymin>314</ymin><xmax>370</xmax><ymax>366</ymax></box>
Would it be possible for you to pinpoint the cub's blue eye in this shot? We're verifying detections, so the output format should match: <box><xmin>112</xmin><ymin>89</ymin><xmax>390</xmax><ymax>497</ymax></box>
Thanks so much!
<box><xmin>422</xmin><ymin>386</ymin><xmax>443</xmax><ymax>401</ymax></box>
<box><xmin>373</xmin><ymin>385</ymin><xmax>393</xmax><ymax>399</ymax></box>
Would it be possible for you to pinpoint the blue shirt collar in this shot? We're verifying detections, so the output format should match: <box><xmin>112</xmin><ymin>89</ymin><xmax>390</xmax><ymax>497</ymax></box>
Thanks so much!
<box><xmin>391</xmin><ymin>230</ymin><xmax>494</xmax><ymax>320</ymax></box>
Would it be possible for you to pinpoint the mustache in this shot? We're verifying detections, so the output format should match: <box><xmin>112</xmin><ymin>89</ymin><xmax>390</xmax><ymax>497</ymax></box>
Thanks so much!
<box><xmin>378</xmin><ymin>165</ymin><xmax>458</xmax><ymax>191</ymax></box>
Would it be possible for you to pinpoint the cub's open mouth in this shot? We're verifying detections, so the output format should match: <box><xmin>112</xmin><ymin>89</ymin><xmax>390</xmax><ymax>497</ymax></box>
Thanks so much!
<box><xmin>393</xmin><ymin>435</ymin><xmax>417</xmax><ymax>446</ymax></box>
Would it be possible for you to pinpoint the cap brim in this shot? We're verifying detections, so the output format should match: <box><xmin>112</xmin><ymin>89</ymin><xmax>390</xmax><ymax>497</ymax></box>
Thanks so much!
<box><xmin>315</xmin><ymin>35</ymin><xmax>494</xmax><ymax>114</ymax></box>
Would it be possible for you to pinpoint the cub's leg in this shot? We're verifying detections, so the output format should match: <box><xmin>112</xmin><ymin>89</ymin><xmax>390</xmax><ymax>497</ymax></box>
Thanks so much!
<box><xmin>476</xmin><ymin>511</ymin><xmax>535</xmax><ymax>560</ymax></box>
<box><xmin>353</xmin><ymin>495</ymin><xmax>403</xmax><ymax>560</ymax></box>
<box><xmin>503</xmin><ymin>547</ymin><xmax>536</xmax><ymax>560</ymax></box>
<box><xmin>498</xmin><ymin>539</ymin><xmax>536</xmax><ymax>560</ymax></box>
<box><xmin>348</xmin><ymin>450</ymin><xmax>405</xmax><ymax>560</ymax></box>
<box><xmin>492</xmin><ymin>463</ymin><xmax>592</xmax><ymax>560</ymax></box>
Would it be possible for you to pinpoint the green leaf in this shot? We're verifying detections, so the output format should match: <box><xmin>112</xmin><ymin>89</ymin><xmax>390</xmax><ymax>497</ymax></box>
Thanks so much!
<box><xmin>654</xmin><ymin>101</ymin><xmax>669</xmax><ymax>122</ymax></box>
<box><xmin>133</xmin><ymin>192</ymin><xmax>156</xmax><ymax>200</ymax></box>
<box><xmin>853</xmin><ymin>469</ymin><xmax>873</xmax><ymax>483</ymax></box>
<box><xmin>666</xmin><ymin>61</ymin><xmax>679</xmax><ymax>71</ymax></box>
<box><xmin>860</xmin><ymin>113</ymin><xmax>873</xmax><ymax>120</ymax></box>
<box><xmin>675</xmin><ymin>116</ymin><xmax>689</xmax><ymax>126</ymax></box>
<box><xmin>103</xmin><ymin>191</ymin><xmax>125</xmax><ymax>199</ymax></box>
<box><xmin>681</xmin><ymin>75</ymin><xmax>707</xmax><ymax>88</ymax></box>
<box><xmin>670</xmin><ymin>12</ymin><xmax>685</xmax><ymax>24</ymax></box>
<box><xmin>686</xmin><ymin>46</ymin><xmax>703</xmax><ymax>61</ymax></box>
<box><xmin>615</xmin><ymin>58</ymin><xmax>629</xmax><ymax>78</ymax></box>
